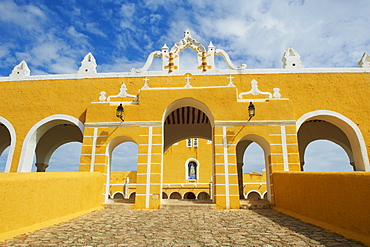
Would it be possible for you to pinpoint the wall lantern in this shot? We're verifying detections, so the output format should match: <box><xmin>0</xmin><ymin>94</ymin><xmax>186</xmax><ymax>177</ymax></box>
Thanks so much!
<box><xmin>248</xmin><ymin>102</ymin><xmax>255</xmax><ymax>121</ymax></box>
<box><xmin>116</xmin><ymin>103</ymin><xmax>124</xmax><ymax>122</ymax></box>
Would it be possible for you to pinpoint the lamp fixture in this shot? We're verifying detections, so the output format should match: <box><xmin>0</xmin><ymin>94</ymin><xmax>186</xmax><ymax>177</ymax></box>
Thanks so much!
<box><xmin>116</xmin><ymin>103</ymin><xmax>124</xmax><ymax>122</ymax></box>
<box><xmin>248</xmin><ymin>102</ymin><xmax>255</xmax><ymax>121</ymax></box>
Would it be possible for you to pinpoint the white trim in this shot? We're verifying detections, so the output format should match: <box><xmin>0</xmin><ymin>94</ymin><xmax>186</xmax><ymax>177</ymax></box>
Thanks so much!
<box><xmin>245</xmin><ymin>190</ymin><xmax>262</xmax><ymax>199</ymax></box>
<box><xmin>85</xmin><ymin>121</ymin><xmax>161</xmax><ymax>128</ymax></box>
<box><xmin>146</xmin><ymin>126</ymin><xmax>153</xmax><ymax>208</ymax></box>
<box><xmin>223</xmin><ymin>126</ymin><xmax>230</xmax><ymax>209</ymax></box>
<box><xmin>281</xmin><ymin>126</ymin><xmax>289</xmax><ymax>171</ymax></box>
<box><xmin>215</xmin><ymin>120</ymin><xmax>296</xmax><ymax>127</ymax></box>
<box><xmin>17</xmin><ymin>115</ymin><xmax>84</xmax><ymax>172</ymax></box>
<box><xmin>296</xmin><ymin>110</ymin><xmax>370</xmax><ymax>171</ymax></box>
<box><xmin>1</xmin><ymin>67</ymin><xmax>369</xmax><ymax>83</ymax></box>
<box><xmin>0</xmin><ymin>117</ymin><xmax>16</xmax><ymax>172</ymax></box>
<box><xmin>90</xmin><ymin>128</ymin><xmax>98</xmax><ymax>172</ymax></box>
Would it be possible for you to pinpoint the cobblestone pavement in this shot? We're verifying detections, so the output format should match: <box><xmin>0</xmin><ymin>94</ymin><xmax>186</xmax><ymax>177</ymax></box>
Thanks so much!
<box><xmin>0</xmin><ymin>208</ymin><xmax>365</xmax><ymax>246</ymax></box>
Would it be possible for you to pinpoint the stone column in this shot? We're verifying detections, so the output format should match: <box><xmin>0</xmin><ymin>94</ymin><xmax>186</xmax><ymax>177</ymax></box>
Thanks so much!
<box><xmin>35</xmin><ymin>163</ymin><xmax>49</xmax><ymax>172</ymax></box>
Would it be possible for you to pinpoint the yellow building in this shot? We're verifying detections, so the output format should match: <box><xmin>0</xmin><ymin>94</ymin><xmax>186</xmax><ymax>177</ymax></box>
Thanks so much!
<box><xmin>1</xmin><ymin>29</ymin><xmax>369</xmax><ymax>209</ymax></box>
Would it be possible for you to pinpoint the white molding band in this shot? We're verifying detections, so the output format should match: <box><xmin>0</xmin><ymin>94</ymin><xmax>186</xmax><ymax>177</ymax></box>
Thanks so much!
<box><xmin>85</xmin><ymin>121</ymin><xmax>161</xmax><ymax>128</ymax></box>
<box><xmin>223</xmin><ymin>126</ymin><xmax>230</xmax><ymax>209</ymax></box>
<box><xmin>215</xmin><ymin>120</ymin><xmax>296</xmax><ymax>127</ymax></box>
<box><xmin>90</xmin><ymin>128</ymin><xmax>98</xmax><ymax>172</ymax></box>
<box><xmin>145</xmin><ymin>126</ymin><xmax>153</xmax><ymax>209</ymax></box>
<box><xmin>280</xmin><ymin>126</ymin><xmax>289</xmax><ymax>171</ymax></box>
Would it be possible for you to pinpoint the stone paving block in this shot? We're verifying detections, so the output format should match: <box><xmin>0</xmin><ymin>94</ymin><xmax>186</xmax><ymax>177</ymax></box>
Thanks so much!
<box><xmin>0</xmin><ymin>208</ymin><xmax>366</xmax><ymax>246</ymax></box>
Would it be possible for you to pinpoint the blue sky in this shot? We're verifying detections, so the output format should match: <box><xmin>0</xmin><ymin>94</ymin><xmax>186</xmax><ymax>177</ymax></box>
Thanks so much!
<box><xmin>1</xmin><ymin>0</ymin><xmax>368</xmax><ymax>172</ymax></box>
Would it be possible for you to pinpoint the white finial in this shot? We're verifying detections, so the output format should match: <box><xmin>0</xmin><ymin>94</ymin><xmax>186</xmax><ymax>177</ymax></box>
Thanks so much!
<box><xmin>9</xmin><ymin>60</ymin><xmax>30</xmax><ymax>78</ymax></box>
<box><xmin>77</xmin><ymin>52</ymin><xmax>97</xmax><ymax>75</ymax></box>
<box><xmin>282</xmin><ymin>47</ymin><xmax>304</xmax><ymax>68</ymax></box>
<box><xmin>184</xmin><ymin>29</ymin><xmax>191</xmax><ymax>38</ymax></box>
<box><xmin>358</xmin><ymin>53</ymin><xmax>370</xmax><ymax>68</ymax></box>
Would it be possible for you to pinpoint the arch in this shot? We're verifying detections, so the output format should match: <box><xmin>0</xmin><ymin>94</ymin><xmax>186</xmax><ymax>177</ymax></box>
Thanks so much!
<box><xmin>105</xmin><ymin>136</ymin><xmax>138</xmax><ymax>202</ymax></box>
<box><xmin>297</xmin><ymin>110</ymin><xmax>369</xmax><ymax>171</ymax></box>
<box><xmin>246</xmin><ymin>190</ymin><xmax>262</xmax><ymax>200</ymax></box>
<box><xmin>197</xmin><ymin>191</ymin><xmax>211</xmax><ymax>200</ymax></box>
<box><xmin>0</xmin><ymin>117</ymin><xmax>16</xmax><ymax>172</ymax></box>
<box><xmin>163</xmin><ymin>98</ymin><xmax>214</xmax><ymax>151</ymax></box>
<box><xmin>185</xmin><ymin>158</ymin><xmax>200</xmax><ymax>180</ymax></box>
<box><xmin>169</xmin><ymin>191</ymin><xmax>182</xmax><ymax>199</ymax></box>
<box><xmin>129</xmin><ymin>192</ymin><xmax>136</xmax><ymax>201</ymax></box>
<box><xmin>262</xmin><ymin>191</ymin><xmax>268</xmax><ymax>200</ymax></box>
<box><xmin>112</xmin><ymin>191</ymin><xmax>124</xmax><ymax>200</ymax></box>
<box><xmin>236</xmin><ymin>134</ymin><xmax>271</xmax><ymax>201</ymax></box>
<box><xmin>18</xmin><ymin>115</ymin><xmax>84</xmax><ymax>172</ymax></box>
<box><xmin>162</xmin><ymin>191</ymin><xmax>168</xmax><ymax>199</ymax></box>
<box><xmin>183</xmin><ymin>191</ymin><xmax>196</xmax><ymax>200</ymax></box>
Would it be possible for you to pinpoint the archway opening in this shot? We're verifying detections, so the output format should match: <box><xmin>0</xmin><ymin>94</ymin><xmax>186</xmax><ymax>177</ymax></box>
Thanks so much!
<box><xmin>246</xmin><ymin>191</ymin><xmax>261</xmax><ymax>201</ymax></box>
<box><xmin>197</xmin><ymin>192</ymin><xmax>211</xmax><ymax>201</ymax></box>
<box><xmin>163</xmin><ymin>99</ymin><xmax>214</xmax><ymax>203</ymax></box>
<box><xmin>34</xmin><ymin>123</ymin><xmax>83</xmax><ymax>172</ymax></box>
<box><xmin>184</xmin><ymin>191</ymin><xmax>196</xmax><ymax>200</ymax></box>
<box><xmin>236</xmin><ymin>135</ymin><xmax>270</xmax><ymax>201</ymax></box>
<box><xmin>297</xmin><ymin>112</ymin><xmax>369</xmax><ymax>171</ymax></box>
<box><xmin>46</xmin><ymin>142</ymin><xmax>82</xmax><ymax>172</ymax></box>
<box><xmin>298</xmin><ymin>118</ymin><xmax>360</xmax><ymax>171</ymax></box>
<box><xmin>169</xmin><ymin>192</ymin><xmax>182</xmax><ymax>199</ymax></box>
<box><xmin>111</xmin><ymin>141</ymin><xmax>138</xmax><ymax>171</ymax></box>
<box><xmin>304</xmin><ymin>140</ymin><xmax>353</xmax><ymax>171</ymax></box>
<box><xmin>107</xmin><ymin>138</ymin><xmax>138</xmax><ymax>203</ymax></box>
<box><xmin>18</xmin><ymin>116</ymin><xmax>84</xmax><ymax>172</ymax></box>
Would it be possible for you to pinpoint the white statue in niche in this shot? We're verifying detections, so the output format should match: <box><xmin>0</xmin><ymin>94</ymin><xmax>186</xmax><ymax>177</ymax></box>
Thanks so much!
<box><xmin>188</xmin><ymin>161</ymin><xmax>197</xmax><ymax>179</ymax></box>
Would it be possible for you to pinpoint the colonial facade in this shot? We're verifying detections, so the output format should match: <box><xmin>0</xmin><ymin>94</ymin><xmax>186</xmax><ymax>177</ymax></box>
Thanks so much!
<box><xmin>1</xmin><ymin>30</ymin><xmax>369</xmax><ymax>209</ymax></box>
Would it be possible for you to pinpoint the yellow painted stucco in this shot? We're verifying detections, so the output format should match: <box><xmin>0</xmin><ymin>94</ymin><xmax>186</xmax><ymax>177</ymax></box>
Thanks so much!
<box><xmin>0</xmin><ymin>172</ymin><xmax>105</xmax><ymax>241</ymax></box>
<box><xmin>272</xmin><ymin>171</ymin><xmax>370</xmax><ymax>246</ymax></box>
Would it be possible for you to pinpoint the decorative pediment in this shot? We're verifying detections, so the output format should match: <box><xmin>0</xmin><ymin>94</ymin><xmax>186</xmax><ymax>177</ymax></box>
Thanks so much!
<box><xmin>131</xmin><ymin>29</ymin><xmax>246</xmax><ymax>74</ymax></box>
<box><xmin>9</xmin><ymin>61</ymin><xmax>30</xmax><ymax>78</ymax></box>
<box><xmin>239</xmin><ymin>79</ymin><xmax>282</xmax><ymax>101</ymax></box>
<box><xmin>99</xmin><ymin>83</ymin><xmax>137</xmax><ymax>103</ymax></box>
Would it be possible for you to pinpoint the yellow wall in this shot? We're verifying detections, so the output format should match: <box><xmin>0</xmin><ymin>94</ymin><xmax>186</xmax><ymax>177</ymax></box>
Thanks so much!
<box><xmin>0</xmin><ymin>172</ymin><xmax>105</xmax><ymax>241</ymax></box>
<box><xmin>272</xmin><ymin>171</ymin><xmax>370</xmax><ymax>246</ymax></box>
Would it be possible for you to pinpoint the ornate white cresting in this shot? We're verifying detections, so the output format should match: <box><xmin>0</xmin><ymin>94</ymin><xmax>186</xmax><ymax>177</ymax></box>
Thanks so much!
<box><xmin>9</xmin><ymin>61</ymin><xmax>30</xmax><ymax>78</ymax></box>
<box><xmin>99</xmin><ymin>83</ymin><xmax>137</xmax><ymax>102</ymax></box>
<box><xmin>131</xmin><ymin>29</ymin><xmax>246</xmax><ymax>74</ymax></box>
<box><xmin>358</xmin><ymin>53</ymin><xmax>370</xmax><ymax>68</ymax></box>
<box><xmin>282</xmin><ymin>47</ymin><xmax>304</xmax><ymax>68</ymax></box>
<box><xmin>239</xmin><ymin>79</ymin><xmax>281</xmax><ymax>101</ymax></box>
<box><xmin>77</xmin><ymin>52</ymin><xmax>97</xmax><ymax>75</ymax></box>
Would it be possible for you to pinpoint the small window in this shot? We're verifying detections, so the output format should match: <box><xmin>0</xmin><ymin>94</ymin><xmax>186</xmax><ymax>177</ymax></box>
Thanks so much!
<box><xmin>193</xmin><ymin>138</ymin><xmax>198</xmax><ymax>147</ymax></box>
<box><xmin>186</xmin><ymin>138</ymin><xmax>192</xmax><ymax>147</ymax></box>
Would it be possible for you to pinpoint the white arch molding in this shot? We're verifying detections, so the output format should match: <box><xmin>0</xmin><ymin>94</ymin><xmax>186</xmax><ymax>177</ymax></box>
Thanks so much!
<box><xmin>245</xmin><ymin>190</ymin><xmax>262</xmax><ymax>200</ymax></box>
<box><xmin>17</xmin><ymin>115</ymin><xmax>84</xmax><ymax>172</ymax></box>
<box><xmin>296</xmin><ymin>110</ymin><xmax>370</xmax><ymax>171</ymax></box>
<box><xmin>0</xmin><ymin>117</ymin><xmax>16</xmax><ymax>172</ymax></box>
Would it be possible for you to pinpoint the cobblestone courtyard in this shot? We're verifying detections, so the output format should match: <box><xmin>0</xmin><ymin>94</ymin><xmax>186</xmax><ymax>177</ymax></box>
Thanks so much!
<box><xmin>0</xmin><ymin>208</ymin><xmax>365</xmax><ymax>246</ymax></box>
